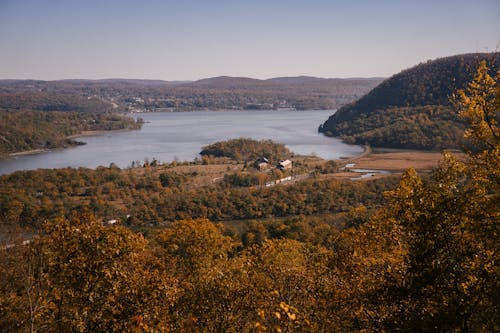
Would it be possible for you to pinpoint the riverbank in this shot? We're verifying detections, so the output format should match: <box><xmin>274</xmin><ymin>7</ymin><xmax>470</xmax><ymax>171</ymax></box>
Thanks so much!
<box><xmin>66</xmin><ymin>128</ymin><xmax>137</xmax><ymax>139</ymax></box>
<box><xmin>8</xmin><ymin>149</ymin><xmax>49</xmax><ymax>157</ymax></box>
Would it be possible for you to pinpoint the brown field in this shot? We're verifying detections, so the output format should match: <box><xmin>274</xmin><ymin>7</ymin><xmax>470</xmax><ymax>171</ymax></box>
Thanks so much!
<box><xmin>331</xmin><ymin>150</ymin><xmax>465</xmax><ymax>181</ymax></box>
<box><xmin>352</xmin><ymin>151</ymin><xmax>447</xmax><ymax>171</ymax></box>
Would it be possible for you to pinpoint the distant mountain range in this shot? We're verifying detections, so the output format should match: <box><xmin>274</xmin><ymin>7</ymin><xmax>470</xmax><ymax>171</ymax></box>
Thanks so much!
<box><xmin>0</xmin><ymin>76</ymin><xmax>383</xmax><ymax>112</ymax></box>
<box><xmin>0</xmin><ymin>75</ymin><xmax>382</xmax><ymax>91</ymax></box>
<box><xmin>319</xmin><ymin>53</ymin><xmax>500</xmax><ymax>150</ymax></box>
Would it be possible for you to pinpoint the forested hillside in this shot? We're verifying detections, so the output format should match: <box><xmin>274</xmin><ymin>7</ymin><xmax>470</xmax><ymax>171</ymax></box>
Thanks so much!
<box><xmin>320</xmin><ymin>53</ymin><xmax>500</xmax><ymax>149</ymax></box>
<box><xmin>0</xmin><ymin>83</ymin><xmax>143</xmax><ymax>154</ymax></box>
<box><xmin>0</xmin><ymin>110</ymin><xmax>141</xmax><ymax>155</ymax></box>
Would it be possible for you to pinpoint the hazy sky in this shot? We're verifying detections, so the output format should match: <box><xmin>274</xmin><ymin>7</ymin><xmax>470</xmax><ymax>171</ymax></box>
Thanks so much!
<box><xmin>0</xmin><ymin>0</ymin><xmax>499</xmax><ymax>80</ymax></box>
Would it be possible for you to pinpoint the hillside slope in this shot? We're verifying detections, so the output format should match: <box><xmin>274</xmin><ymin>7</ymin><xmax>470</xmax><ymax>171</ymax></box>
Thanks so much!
<box><xmin>319</xmin><ymin>53</ymin><xmax>500</xmax><ymax>149</ymax></box>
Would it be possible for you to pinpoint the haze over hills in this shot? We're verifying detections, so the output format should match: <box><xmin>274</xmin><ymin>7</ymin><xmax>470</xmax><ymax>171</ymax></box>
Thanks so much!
<box><xmin>0</xmin><ymin>76</ymin><xmax>383</xmax><ymax>111</ymax></box>
<box><xmin>319</xmin><ymin>53</ymin><xmax>500</xmax><ymax>150</ymax></box>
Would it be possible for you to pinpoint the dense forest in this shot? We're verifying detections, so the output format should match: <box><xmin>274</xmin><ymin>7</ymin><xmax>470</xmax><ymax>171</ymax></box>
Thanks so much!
<box><xmin>0</xmin><ymin>63</ymin><xmax>498</xmax><ymax>332</ymax></box>
<box><xmin>320</xmin><ymin>53</ymin><xmax>500</xmax><ymax>149</ymax></box>
<box><xmin>0</xmin><ymin>109</ymin><xmax>142</xmax><ymax>155</ymax></box>
<box><xmin>0</xmin><ymin>76</ymin><xmax>382</xmax><ymax>112</ymax></box>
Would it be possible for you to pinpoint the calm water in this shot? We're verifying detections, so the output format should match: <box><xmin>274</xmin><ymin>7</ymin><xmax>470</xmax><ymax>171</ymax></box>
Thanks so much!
<box><xmin>0</xmin><ymin>110</ymin><xmax>363</xmax><ymax>174</ymax></box>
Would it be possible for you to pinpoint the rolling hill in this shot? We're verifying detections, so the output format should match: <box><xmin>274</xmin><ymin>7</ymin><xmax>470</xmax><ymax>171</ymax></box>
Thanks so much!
<box><xmin>0</xmin><ymin>76</ymin><xmax>383</xmax><ymax>111</ymax></box>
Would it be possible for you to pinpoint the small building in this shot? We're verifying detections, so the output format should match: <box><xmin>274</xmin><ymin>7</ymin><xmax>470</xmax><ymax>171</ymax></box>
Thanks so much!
<box><xmin>254</xmin><ymin>157</ymin><xmax>270</xmax><ymax>171</ymax></box>
<box><xmin>257</xmin><ymin>162</ymin><xmax>269</xmax><ymax>171</ymax></box>
<box><xmin>278</xmin><ymin>159</ymin><xmax>292</xmax><ymax>170</ymax></box>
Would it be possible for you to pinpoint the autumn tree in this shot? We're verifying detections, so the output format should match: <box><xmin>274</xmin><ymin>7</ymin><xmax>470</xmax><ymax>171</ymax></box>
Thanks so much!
<box><xmin>379</xmin><ymin>61</ymin><xmax>499</xmax><ymax>331</ymax></box>
<box><xmin>154</xmin><ymin>218</ymin><xmax>235</xmax><ymax>279</ymax></box>
<box><xmin>1</xmin><ymin>214</ymin><xmax>178</xmax><ymax>332</ymax></box>
<box><xmin>154</xmin><ymin>218</ymin><xmax>240</xmax><ymax>330</ymax></box>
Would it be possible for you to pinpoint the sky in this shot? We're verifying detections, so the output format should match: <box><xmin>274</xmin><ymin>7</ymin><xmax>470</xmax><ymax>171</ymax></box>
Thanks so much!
<box><xmin>0</xmin><ymin>0</ymin><xmax>499</xmax><ymax>81</ymax></box>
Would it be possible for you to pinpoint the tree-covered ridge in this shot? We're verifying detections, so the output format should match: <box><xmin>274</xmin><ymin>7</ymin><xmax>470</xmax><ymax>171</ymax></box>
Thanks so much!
<box><xmin>200</xmin><ymin>138</ymin><xmax>292</xmax><ymax>163</ymax></box>
<box><xmin>0</xmin><ymin>76</ymin><xmax>383</xmax><ymax>111</ymax></box>
<box><xmin>0</xmin><ymin>109</ymin><xmax>142</xmax><ymax>155</ymax></box>
<box><xmin>320</xmin><ymin>53</ymin><xmax>500</xmax><ymax>149</ymax></box>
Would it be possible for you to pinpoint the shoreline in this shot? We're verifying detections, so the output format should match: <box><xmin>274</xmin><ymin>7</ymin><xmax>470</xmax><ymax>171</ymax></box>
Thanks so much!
<box><xmin>66</xmin><ymin>128</ymin><xmax>136</xmax><ymax>139</ymax></box>
<box><xmin>353</xmin><ymin>145</ymin><xmax>372</xmax><ymax>160</ymax></box>
<box><xmin>7</xmin><ymin>128</ymin><xmax>138</xmax><ymax>158</ymax></box>
<box><xmin>8</xmin><ymin>149</ymin><xmax>49</xmax><ymax>157</ymax></box>
<box><xmin>132</xmin><ymin>108</ymin><xmax>334</xmax><ymax>113</ymax></box>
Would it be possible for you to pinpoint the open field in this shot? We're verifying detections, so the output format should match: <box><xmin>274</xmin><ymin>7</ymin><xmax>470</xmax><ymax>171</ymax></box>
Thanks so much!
<box><xmin>331</xmin><ymin>149</ymin><xmax>465</xmax><ymax>181</ymax></box>
<box><xmin>352</xmin><ymin>151</ymin><xmax>449</xmax><ymax>171</ymax></box>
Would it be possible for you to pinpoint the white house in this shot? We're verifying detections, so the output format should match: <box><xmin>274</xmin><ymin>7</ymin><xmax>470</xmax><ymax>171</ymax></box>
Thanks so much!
<box><xmin>278</xmin><ymin>159</ymin><xmax>292</xmax><ymax>170</ymax></box>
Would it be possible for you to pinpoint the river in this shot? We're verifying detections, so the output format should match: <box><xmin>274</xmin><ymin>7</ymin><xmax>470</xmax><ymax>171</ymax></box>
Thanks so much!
<box><xmin>0</xmin><ymin>110</ymin><xmax>363</xmax><ymax>174</ymax></box>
